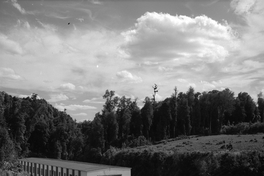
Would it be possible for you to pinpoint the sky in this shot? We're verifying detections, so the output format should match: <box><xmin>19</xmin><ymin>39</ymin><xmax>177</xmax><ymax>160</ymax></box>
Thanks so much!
<box><xmin>1</xmin><ymin>0</ymin><xmax>264</xmax><ymax>122</ymax></box>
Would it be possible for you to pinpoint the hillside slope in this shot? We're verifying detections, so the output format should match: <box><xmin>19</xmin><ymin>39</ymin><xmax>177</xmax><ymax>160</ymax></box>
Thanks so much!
<box><xmin>102</xmin><ymin>134</ymin><xmax>264</xmax><ymax>176</ymax></box>
<box><xmin>130</xmin><ymin>134</ymin><xmax>264</xmax><ymax>153</ymax></box>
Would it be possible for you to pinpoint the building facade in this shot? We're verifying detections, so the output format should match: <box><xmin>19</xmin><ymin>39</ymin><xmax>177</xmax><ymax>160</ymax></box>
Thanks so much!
<box><xmin>20</xmin><ymin>158</ymin><xmax>131</xmax><ymax>176</ymax></box>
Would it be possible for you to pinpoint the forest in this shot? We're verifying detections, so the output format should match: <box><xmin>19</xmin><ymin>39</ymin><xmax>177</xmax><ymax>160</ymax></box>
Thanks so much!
<box><xmin>1</xmin><ymin>86</ymin><xmax>264</xmax><ymax>175</ymax></box>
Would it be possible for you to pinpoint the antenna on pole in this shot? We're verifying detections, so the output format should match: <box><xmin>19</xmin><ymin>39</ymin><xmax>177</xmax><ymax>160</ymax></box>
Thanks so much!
<box><xmin>152</xmin><ymin>84</ymin><xmax>159</xmax><ymax>102</ymax></box>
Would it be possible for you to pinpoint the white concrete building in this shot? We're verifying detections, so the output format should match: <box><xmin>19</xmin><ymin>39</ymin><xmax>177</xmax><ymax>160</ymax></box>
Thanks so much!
<box><xmin>19</xmin><ymin>158</ymin><xmax>131</xmax><ymax>176</ymax></box>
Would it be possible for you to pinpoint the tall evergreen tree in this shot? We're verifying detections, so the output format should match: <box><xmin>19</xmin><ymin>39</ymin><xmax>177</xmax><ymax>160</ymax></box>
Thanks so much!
<box><xmin>116</xmin><ymin>96</ymin><xmax>132</xmax><ymax>146</ymax></box>
<box><xmin>130</xmin><ymin>101</ymin><xmax>142</xmax><ymax>138</ymax></box>
<box><xmin>187</xmin><ymin>87</ymin><xmax>195</xmax><ymax>134</ymax></box>
<box><xmin>192</xmin><ymin>92</ymin><xmax>201</xmax><ymax>134</ymax></box>
<box><xmin>141</xmin><ymin>97</ymin><xmax>153</xmax><ymax>139</ymax></box>
<box><xmin>170</xmin><ymin>87</ymin><xmax>178</xmax><ymax>137</ymax></box>
<box><xmin>102</xmin><ymin>111</ymin><xmax>118</xmax><ymax>149</ymax></box>
<box><xmin>177</xmin><ymin>93</ymin><xmax>191</xmax><ymax>135</ymax></box>
<box><xmin>257</xmin><ymin>92</ymin><xmax>264</xmax><ymax>122</ymax></box>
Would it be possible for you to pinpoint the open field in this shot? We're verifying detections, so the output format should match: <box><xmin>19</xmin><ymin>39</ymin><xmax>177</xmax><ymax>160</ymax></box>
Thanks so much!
<box><xmin>132</xmin><ymin>134</ymin><xmax>264</xmax><ymax>153</ymax></box>
<box><xmin>102</xmin><ymin>134</ymin><xmax>264</xmax><ymax>176</ymax></box>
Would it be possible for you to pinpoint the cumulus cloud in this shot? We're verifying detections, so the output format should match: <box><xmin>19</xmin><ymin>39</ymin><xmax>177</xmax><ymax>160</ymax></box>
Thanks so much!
<box><xmin>122</xmin><ymin>12</ymin><xmax>236</xmax><ymax>64</ymax></box>
<box><xmin>116</xmin><ymin>70</ymin><xmax>142</xmax><ymax>83</ymax></box>
<box><xmin>0</xmin><ymin>68</ymin><xmax>22</xmax><ymax>80</ymax></box>
<box><xmin>3</xmin><ymin>0</ymin><xmax>264</xmax><ymax>110</ymax></box>
<box><xmin>55</xmin><ymin>103</ymin><xmax>97</xmax><ymax>111</ymax></box>
<box><xmin>59</xmin><ymin>83</ymin><xmax>76</xmax><ymax>91</ymax></box>
<box><xmin>48</xmin><ymin>93</ymin><xmax>69</xmax><ymax>102</ymax></box>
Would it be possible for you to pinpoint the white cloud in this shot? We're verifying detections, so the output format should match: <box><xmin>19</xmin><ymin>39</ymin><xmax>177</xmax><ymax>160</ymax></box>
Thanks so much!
<box><xmin>18</xmin><ymin>94</ymin><xmax>41</xmax><ymax>99</ymax></box>
<box><xmin>11</xmin><ymin>0</ymin><xmax>26</xmax><ymax>14</ymax></box>
<box><xmin>158</xmin><ymin>66</ymin><xmax>172</xmax><ymax>72</ymax></box>
<box><xmin>231</xmin><ymin>0</ymin><xmax>257</xmax><ymax>15</ymax></box>
<box><xmin>2</xmin><ymin>0</ymin><xmax>264</xmax><ymax>111</ymax></box>
<box><xmin>0</xmin><ymin>68</ymin><xmax>22</xmax><ymax>80</ymax></box>
<box><xmin>73</xmin><ymin>113</ymin><xmax>88</xmax><ymax>116</ymax></box>
<box><xmin>230</xmin><ymin>0</ymin><xmax>264</xmax><ymax>58</ymax></box>
<box><xmin>0</xmin><ymin>16</ymin><xmax>130</xmax><ymax>93</ymax></box>
<box><xmin>142</xmin><ymin>61</ymin><xmax>159</xmax><ymax>66</ymax></box>
<box><xmin>16</xmin><ymin>20</ymin><xmax>31</xmax><ymax>29</ymax></box>
<box><xmin>48</xmin><ymin>93</ymin><xmax>69</xmax><ymax>102</ymax></box>
<box><xmin>10</xmin><ymin>0</ymin><xmax>35</xmax><ymax>15</ymax></box>
<box><xmin>178</xmin><ymin>78</ymin><xmax>187</xmax><ymax>83</ymax></box>
<box><xmin>17</xmin><ymin>94</ymin><xmax>30</xmax><ymax>98</ymax></box>
<box><xmin>188</xmin><ymin>83</ymin><xmax>196</xmax><ymax>88</ymax></box>
<box><xmin>201</xmin><ymin>81</ymin><xmax>216</xmax><ymax>91</ymax></box>
<box><xmin>0</xmin><ymin>33</ymin><xmax>23</xmax><ymax>54</ymax></box>
<box><xmin>155</xmin><ymin>93</ymin><xmax>163</xmax><ymax>101</ymax></box>
<box><xmin>90</xmin><ymin>0</ymin><xmax>102</xmax><ymax>5</ymax></box>
<box><xmin>116</xmin><ymin>70</ymin><xmax>142</xmax><ymax>83</ymax></box>
<box><xmin>36</xmin><ymin>19</ymin><xmax>57</xmax><ymax>32</ymax></box>
<box><xmin>55</xmin><ymin>103</ymin><xmax>97</xmax><ymax>111</ymax></box>
<box><xmin>60</xmin><ymin>83</ymin><xmax>76</xmax><ymax>91</ymax></box>
<box><xmin>77</xmin><ymin>18</ymin><xmax>84</xmax><ymax>22</ymax></box>
<box><xmin>122</xmin><ymin>12</ymin><xmax>236</xmax><ymax>64</ymax></box>
<box><xmin>44</xmin><ymin>13</ymin><xmax>69</xmax><ymax>20</ymax></box>
<box><xmin>83</xmin><ymin>97</ymin><xmax>104</xmax><ymax>104</ymax></box>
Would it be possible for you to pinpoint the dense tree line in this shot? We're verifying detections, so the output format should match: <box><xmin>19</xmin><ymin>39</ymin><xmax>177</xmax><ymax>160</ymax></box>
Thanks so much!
<box><xmin>1</xmin><ymin>86</ymin><xmax>264</xmax><ymax>166</ymax></box>
<box><xmin>0</xmin><ymin>92</ymin><xmax>83</xmax><ymax>167</ymax></box>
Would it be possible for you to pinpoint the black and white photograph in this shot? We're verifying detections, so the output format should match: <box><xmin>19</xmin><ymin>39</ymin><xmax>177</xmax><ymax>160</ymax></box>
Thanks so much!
<box><xmin>1</xmin><ymin>0</ymin><xmax>264</xmax><ymax>175</ymax></box>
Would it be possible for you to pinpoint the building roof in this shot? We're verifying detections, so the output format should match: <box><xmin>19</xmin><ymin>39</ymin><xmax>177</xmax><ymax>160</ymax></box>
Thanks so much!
<box><xmin>20</xmin><ymin>158</ymin><xmax>130</xmax><ymax>173</ymax></box>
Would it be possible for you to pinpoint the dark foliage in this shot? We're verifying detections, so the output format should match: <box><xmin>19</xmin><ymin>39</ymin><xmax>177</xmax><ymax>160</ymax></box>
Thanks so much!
<box><xmin>1</xmin><ymin>86</ymin><xmax>264</xmax><ymax>175</ymax></box>
<box><xmin>102</xmin><ymin>149</ymin><xmax>264</xmax><ymax>176</ymax></box>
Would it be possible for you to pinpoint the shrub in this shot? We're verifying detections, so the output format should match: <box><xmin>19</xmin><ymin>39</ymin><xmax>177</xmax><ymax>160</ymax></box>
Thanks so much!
<box><xmin>245</xmin><ymin>123</ymin><xmax>264</xmax><ymax>134</ymax></box>
<box><xmin>221</xmin><ymin>122</ymin><xmax>264</xmax><ymax>134</ymax></box>
<box><xmin>128</xmin><ymin>136</ymin><xmax>151</xmax><ymax>148</ymax></box>
<box><xmin>101</xmin><ymin>149</ymin><xmax>264</xmax><ymax>176</ymax></box>
<box><xmin>0</xmin><ymin>159</ymin><xmax>28</xmax><ymax>176</ymax></box>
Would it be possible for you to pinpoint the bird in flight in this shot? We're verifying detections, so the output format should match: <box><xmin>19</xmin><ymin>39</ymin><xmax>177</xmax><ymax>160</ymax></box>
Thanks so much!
<box><xmin>68</xmin><ymin>22</ymin><xmax>70</xmax><ymax>25</ymax></box>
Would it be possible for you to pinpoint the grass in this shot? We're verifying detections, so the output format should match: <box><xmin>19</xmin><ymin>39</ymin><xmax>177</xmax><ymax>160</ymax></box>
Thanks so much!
<box><xmin>130</xmin><ymin>134</ymin><xmax>264</xmax><ymax>153</ymax></box>
<box><xmin>102</xmin><ymin>135</ymin><xmax>264</xmax><ymax>176</ymax></box>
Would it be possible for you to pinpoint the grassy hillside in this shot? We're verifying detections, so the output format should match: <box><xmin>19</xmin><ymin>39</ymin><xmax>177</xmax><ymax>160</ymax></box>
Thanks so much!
<box><xmin>133</xmin><ymin>134</ymin><xmax>264</xmax><ymax>153</ymax></box>
<box><xmin>101</xmin><ymin>134</ymin><xmax>264</xmax><ymax>176</ymax></box>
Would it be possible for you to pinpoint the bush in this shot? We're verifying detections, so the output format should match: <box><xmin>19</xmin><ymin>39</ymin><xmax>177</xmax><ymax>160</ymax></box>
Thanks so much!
<box><xmin>128</xmin><ymin>136</ymin><xmax>151</xmax><ymax>148</ymax></box>
<box><xmin>101</xmin><ymin>149</ymin><xmax>264</xmax><ymax>176</ymax></box>
<box><xmin>0</xmin><ymin>170</ymin><xmax>29</xmax><ymax>176</ymax></box>
<box><xmin>0</xmin><ymin>159</ymin><xmax>28</xmax><ymax>176</ymax></box>
<box><xmin>221</xmin><ymin>122</ymin><xmax>264</xmax><ymax>134</ymax></box>
<box><xmin>245</xmin><ymin>123</ymin><xmax>264</xmax><ymax>134</ymax></box>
